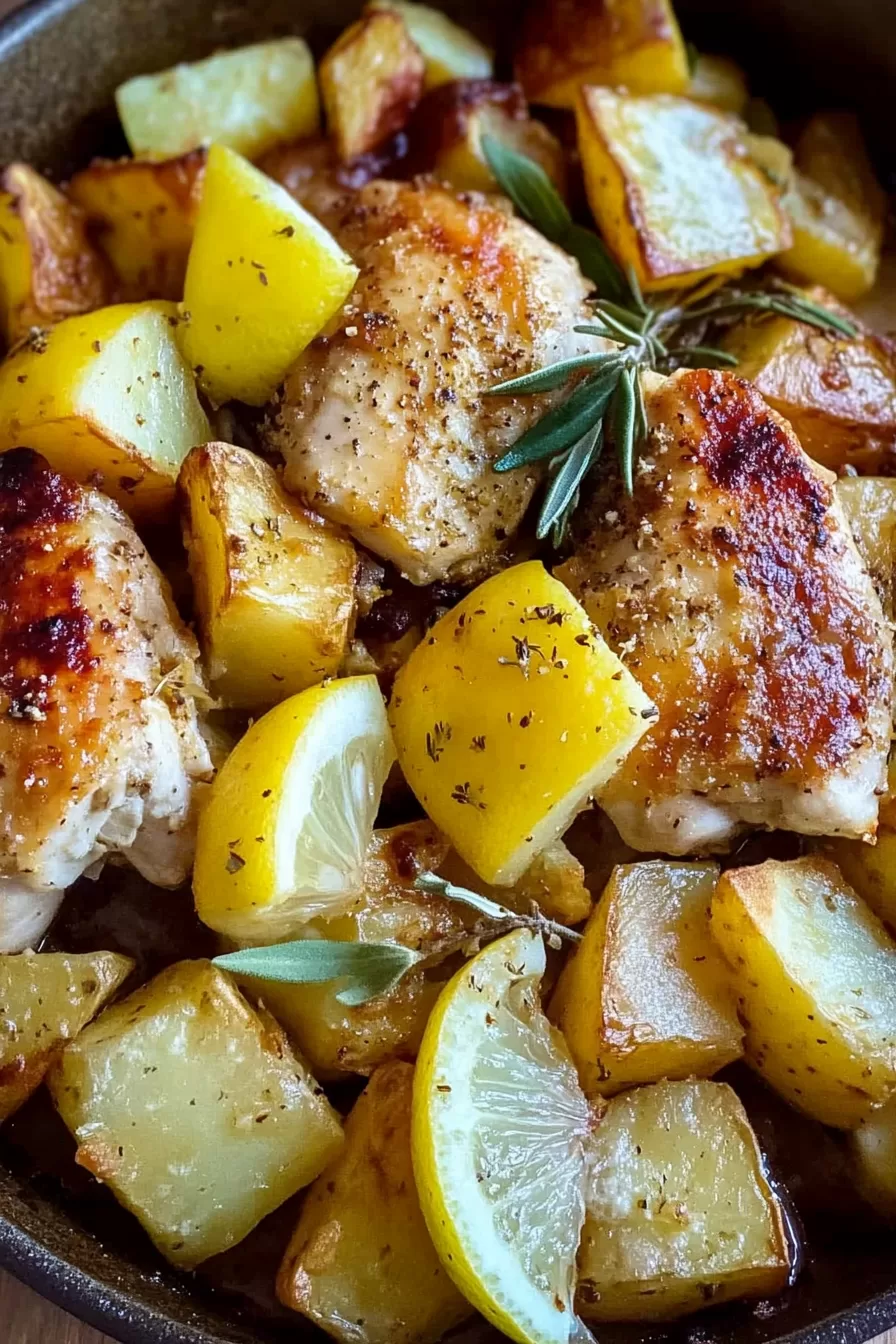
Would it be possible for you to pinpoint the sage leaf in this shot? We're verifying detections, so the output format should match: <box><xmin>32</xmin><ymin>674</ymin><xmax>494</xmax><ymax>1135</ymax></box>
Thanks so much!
<box><xmin>212</xmin><ymin>940</ymin><xmax>423</xmax><ymax>1006</ymax></box>
<box><xmin>613</xmin><ymin>365</ymin><xmax>637</xmax><ymax>496</ymax></box>
<box><xmin>563</xmin><ymin>223</ymin><xmax>630</xmax><ymax>303</ymax></box>
<box><xmin>481</xmin><ymin>133</ymin><xmax>571</xmax><ymax>239</ymax></box>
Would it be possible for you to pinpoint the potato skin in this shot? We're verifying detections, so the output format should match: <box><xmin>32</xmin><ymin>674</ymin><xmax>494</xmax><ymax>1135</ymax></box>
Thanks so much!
<box><xmin>320</xmin><ymin>11</ymin><xmax>425</xmax><ymax>161</ymax></box>
<box><xmin>515</xmin><ymin>0</ymin><xmax>688</xmax><ymax>108</ymax></box>
<box><xmin>68</xmin><ymin>151</ymin><xmax>205</xmax><ymax>301</ymax></box>
<box><xmin>577</xmin><ymin>1080</ymin><xmax>791</xmax><ymax>1321</ymax></box>
<box><xmin>278</xmin><ymin>1061</ymin><xmax>471</xmax><ymax>1343</ymax></box>
<box><xmin>711</xmin><ymin>856</ymin><xmax>896</xmax><ymax>1128</ymax></box>
<box><xmin>0</xmin><ymin>164</ymin><xmax>113</xmax><ymax>344</ymax></box>
<box><xmin>178</xmin><ymin>442</ymin><xmax>357</xmax><ymax>710</ymax></box>
<box><xmin>723</xmin><ymin>293</ymin><xmax>896</xmax><ymax>474</ymax></box>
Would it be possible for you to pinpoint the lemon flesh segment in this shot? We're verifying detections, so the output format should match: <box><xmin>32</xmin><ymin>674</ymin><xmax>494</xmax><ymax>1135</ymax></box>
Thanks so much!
<box><xmin>413</xmin><ymin>928</ymin><xmax>592</xmax><ymax>1344</ymax></box>
<box><xmin>389</xmin><ymin>560</ymin><xmax>655</xmax><ymax>886</ymax></box>
<box><xmin>193</xmin><ymin>675</ymin><xmax>395</xmax><ymax>943</ymax></box>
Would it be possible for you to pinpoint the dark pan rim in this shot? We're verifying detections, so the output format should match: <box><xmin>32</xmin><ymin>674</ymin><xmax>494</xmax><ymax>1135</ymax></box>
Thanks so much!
<box><xmin>0</xmin><ymin>1</ymin><xmax>894</xmax><ymax>1343</ymax></box>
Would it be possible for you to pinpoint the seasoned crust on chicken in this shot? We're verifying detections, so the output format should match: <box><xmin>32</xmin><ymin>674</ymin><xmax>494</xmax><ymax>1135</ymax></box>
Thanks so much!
<box><xmin>558</xmin><ymin>368</ymin><xmax>893</xmax><ymax>854</ymax></box>
<box><xmin>0</xmin><ymin>448</ymin><xmax>212</xmax><ymax>950</ymax></box>
<box><xmin>269</xmin><ymin>178</ymin><xmax>597</xmax><ymax>585</ymax></box>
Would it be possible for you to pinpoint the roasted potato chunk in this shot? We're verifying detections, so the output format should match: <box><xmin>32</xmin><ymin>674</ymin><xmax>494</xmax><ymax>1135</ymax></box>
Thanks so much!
<box><xmin>850</xmin><ymin>1093</ymin><xmax>896</xmax><ymax>1219</ymax></box>
<box><xmin>687</xmin><ymin>53</ymin><xmax>748</xmax><ymax>115</ymax></box>
<box><xmin>406</xmin><ymin>80</ymin><xmax>566</xmax><ymax>196</ymax></box>
<box><xmin>0</xmin><ymin>164</ymin><xmax>112</xmax><ymax>345</ymax></box>
<box><xmin>278</xmin><ymin>1061</ymin><xmax>472</xmax><ymax>1342</ymax></box>
<box><xmin>515</xmin><ymin>0</ymin><xmax>688</xmax><ymax>108</ymax></box>
<box><xmin>68</xmin><ymin>151</ymin><xmax>205</xmax><ymax>302</ymax></box>
<box><xmin>179</xmin><ymin>145</ymin><xmax>359</xmax><ymax>407</ymax></box>
<box><xmin>0</xmin><ymin>950</ymin><xmax>132</xmax><ymax>1122</ymax></box>
<box><xmin>836</xmin><ymin>477</ymin><xmax>896</xmax><ymax>617</ymax></box>
<box><xmin>320</xmin><ymin>11</ymin><xmax>425</xmax><ymax>161</ymax></box>
<box><xmin>550</xmin><ymin>861</ymin><xmax>742</xmax><ymax>1095</ymax></box>
<box><xmin>823</xmin><ymin>831</ymin><xmax>896</xmax><ymax>938</ymax></box>
<box><xmin>576</xmin><ymin>90</ymin><xmax>790</xmax><ymax>291</ymax></box>
<box><xmin>712</xmin><ymin>857</ymin><xmax>896</xmax><ymax>1128</ymax></box>
<box><xmin>722</xmin><ymin>297</ymin><xmax>896</xmax><ymax>474</ymax></box>
<box><xmin>577</xmin><ymin>1080</ymin><xmax>791</xmax><ymax>1321</ymax></box>
<box><xmin>440</xmin><ymin>838</ymin><xmax>592</xmax><ymax>927</ymax></box>
<box><xmin>0</xmin><ymin>301</ymin><xmax>210</xmax><ymax>520</ymax></box>
<box><xmin>179</xmin><ymin>442</ymin><xmax>357</xmax><ymax>709</ymax></box>
<box><xmin>776</xmin><ymin>117</ymin><xmax>884</xmax><ymax>302</ymax></box>
<box><xmin>238</xmin><ymin>821</ymin><xmax>466</xmax><ymax>1078</ymax></box>
<box><xmin>367</xmin><ymin>0</ymin><xmax>493</xmax><ymax>89</ymax></box>
<box><xmin>115</xmin><ymin>38</ymin><xmax>320</xmax><ymax>160</ymax></box>
<box><xmin>48</xmin><ymin>960</ymin><xmax>343</xmax><ymax>1267</ymax></box>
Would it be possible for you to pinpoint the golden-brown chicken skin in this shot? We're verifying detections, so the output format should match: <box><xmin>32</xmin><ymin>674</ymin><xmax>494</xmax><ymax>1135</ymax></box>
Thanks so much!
<box><xmin>0</xmin><ymin>448</ymin><xmax>212</xmax><ymax>950</ymax></box>
<box><xmin>269</xmin><ymin>178</ymin><xmax>597</xmax><ymax>585</ymax></box>
<box><xmin>558</xmin><ymin>368</ymin><xmax>893</xmax><ymax>854</ymax></box>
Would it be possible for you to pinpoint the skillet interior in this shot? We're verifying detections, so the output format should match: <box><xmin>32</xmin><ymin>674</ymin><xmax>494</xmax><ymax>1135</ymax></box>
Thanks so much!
<box><xmin>0</xmin><ymin>0</ymin><xmax>895</xmax><ymax>1340</ymax></box>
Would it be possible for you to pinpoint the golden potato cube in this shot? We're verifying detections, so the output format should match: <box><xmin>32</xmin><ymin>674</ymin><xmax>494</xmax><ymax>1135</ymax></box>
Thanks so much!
<box><xmin>367</xmin><ymin>0</ymin><xmax>493</xmax><ymax>89</ymax></box>
<box><xmin>577</xmin><ymin>89</ymin><xmax>790</xmax><ymax>291</ymax></box>
<box><xmin>238</xmin><ymin>821</ymin><xmax>465</xmax><ymax>1078</ymax></box>
<box><xmin>179</xmin><ymin>144</ymin><xmax>359</xmax><ymax>407</ymax></box>
<box><xmin>278</xmin><ymin>1061</ymin><xmax>471</xmax><ymax>1342</ymax></box>
<box><xmin>836</xmin><ymin>477</ymin><xmax>896</xmax><ymax>617</ymax></box>
<box><xmin>440</xmin><ymin>837</ymin><xmax>592</xmax><ymax>927</ymax></box>
<box><xmin>179</xmin><ymin>442</ymin><xmax>357</xmax><ymax>709</ymax></box>
<box><xmin>320</xmin><ymin>11</ymin><xmax>425</xmax><ymax>161</ymax></box>
<box><xmin>48</xmin><ymin>960</ymin><xmax>343</xmax><ymax>1267</ymax></box>
<box><xmin>850</xmin><ymin>1093</ymin><xmax>896</xmax><ymax>1219</ymax></box>
<box><xmin>407</xmin><ymin>80</ymin><xmax>567</xmax><ymax>197</ymax></box>
<box><xmin>389</xmin><ymin>561</ymin><xmax>654</xmax><ymax>887</ymax></box>
<box><xmin>686</xmin><ymin>53</ymin><xmax>748</xmax><ymax>115</ymax></box>
<box><xmin>712</xmin><ymin>856</ymin><xmax>896</xmax><ymax>1128</ymax></box>
<box><xmin>722</xmin><ymin>297</ymin><xmax>896</xmax><ymax>474</ymax></box>
<box><xmin>823</xmin><ymin>831</ymin><xmax>896</xmax><ymax>938</ymax></box>
<box><xmin>550</xmin><ymin>861</ymin><xmax>742</xmax><ymax>1096</ymax></box>
<box><xmin>0</xmin><ymin>950</ymin><xmax>132</xmax><ymax>1123</ymax></box>
<box><xmin>0</xmin><ymin>164</ymin><xmax>112</xmax><ymax>345</ymax></box>
<box><xmin>0</xmin><ymin>301</ymin><xmax>210</xmax><ymax>520</ymax></box>
<box><xmin>577</xmin><ymin>1080</ymin><xmax>791</xmax><ymax>1321</ymax></box>
<box><xmin>68</xmin><ymin>151</ymin><xmax>205</xmax><ymax>302</ymax></box>
<box><xmin>115</xmin><ymin>39</ymin><xmax>320</xmax><ymax>160</ymax></box>
<box><xmin>777</xmin><ymin>115</ymin><xmax>884</xmax><ymax>303</ymax></box>
<box><xmin>777</xmin><ymin>171</ymin><xmax>882</xmax><ymax>302</ymax></box>
<box><xmin>515</xmin><ymin>0</ymin><xmax>688</xmax><ymax>108</ymax></box>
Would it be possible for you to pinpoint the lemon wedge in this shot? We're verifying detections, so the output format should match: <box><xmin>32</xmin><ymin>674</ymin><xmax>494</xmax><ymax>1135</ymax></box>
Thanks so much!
<box><xmin>193</xmin><ymin>675</ymin><xmax>395</xmax><ymax>943</ymax></box>
<box><xmin>412</xmin><ymin>927</ymin><xmax>592</xmax><ymax>1344</ymax></box>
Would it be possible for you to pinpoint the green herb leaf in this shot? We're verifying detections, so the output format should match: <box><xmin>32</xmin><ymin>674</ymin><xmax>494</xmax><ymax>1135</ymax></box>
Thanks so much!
<box><xmin>685</xmin><ymin>40</ymin><xmax>700</xmax><ymax>77</ymax></box>
<box><xmin>537</xmin><ymin>423</ymin><xmax>603</xmax><ymax>541</ymax></box>
<box><xmin>212</xmin><ymin>940</ymin><xmax>423</xmax><ymax>1006</ymax></box>
<box><xmin>481</xmin><ymin>133</ymin><xmax>571</xmax><ymax>240</ymax></box>
<box><xmin>485</xmin><ymin>351</ymin><xmax>620</xmax><ymax>397</ymax></box>
<box><xmin>414</xmin><ymin>872</ymin><xmax>583</xmax><ymax>946</ymax></box>
<box><xmin>663</xmin><ymin>344</ymin><xmax>740</xmax><ymax>367</ymax></box>
<box><xmin>493</xmin><ymin>364</ymin><xmax>622</xmax><ymax>471</ymax></box>
<box><xmin>563</xmin><ymin>223</ymin><xmax>630</xmax><ymax>303</ymax></box>
<box><xmin>612</xmin><ymin>366</ymin><xmax>637</xmax><ymax>496</ymax></box>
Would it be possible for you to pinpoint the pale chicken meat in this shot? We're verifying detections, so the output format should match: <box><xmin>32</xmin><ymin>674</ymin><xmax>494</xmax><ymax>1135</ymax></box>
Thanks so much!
<box><xmin>558</xmin><ymin>368</ymin><xmax>893</xmax><ymax>854</ymax></box>
<box><xmin>269</xmin><ymin>177</ymin><xmax>597</xmax><ymax>585</ymax></box>
<box><xmin>0</xmin><ymin>448</ymin><xmax>212</xmax><ymax>951</ymax></box>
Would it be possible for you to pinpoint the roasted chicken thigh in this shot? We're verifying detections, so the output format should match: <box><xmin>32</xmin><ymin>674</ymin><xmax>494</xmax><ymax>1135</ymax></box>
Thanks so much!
<box><xmin>270</xmin><ymin>178</ymin><xmax>598</xmax><ymax>585</ymax></box>
<box><xmin>0</xmin><ymin>448</ymin><xmax>212</xmax><ymax>951</ymax></box>
<box><xmin>559</xmin><ymin>369</ymin><xmax>893</xmax><ymax>853</ymax></box>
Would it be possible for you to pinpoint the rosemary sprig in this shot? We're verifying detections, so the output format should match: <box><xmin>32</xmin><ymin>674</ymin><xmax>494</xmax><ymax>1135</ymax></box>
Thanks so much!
<box><xmin>483</xmin><ymin>139</ymin><xmax>858</xmax><ymax>542</ymax></box>
<box><xmin>414</xmin><ymin>871</ymin><xmax>583</xmax><ymax>950</ymax></box>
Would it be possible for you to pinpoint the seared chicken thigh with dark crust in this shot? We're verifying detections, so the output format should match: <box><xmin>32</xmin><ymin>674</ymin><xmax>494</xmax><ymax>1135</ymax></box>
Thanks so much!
<box><xmin>0</xmin><ymin>448</ymin><xmax>212</xmax><ymax>951</ymax></box>
<box><xmin>269</xmin><ymin>178</ymin><xmax>599</xmax><ymax>585</ymax></box>
<box><xmin>558</xmin><ymin>369</ymin><xmax>893</xmax><ymax>854</ymax></box>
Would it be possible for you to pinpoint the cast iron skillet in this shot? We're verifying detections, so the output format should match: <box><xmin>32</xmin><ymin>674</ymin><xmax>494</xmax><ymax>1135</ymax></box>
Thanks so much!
<box><xmin>1</xmin><ymin>0</ymin><xmax>896</xmax><ymax>1340</ymax></box>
